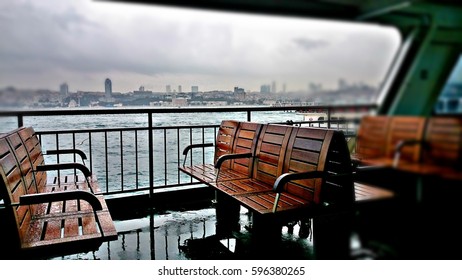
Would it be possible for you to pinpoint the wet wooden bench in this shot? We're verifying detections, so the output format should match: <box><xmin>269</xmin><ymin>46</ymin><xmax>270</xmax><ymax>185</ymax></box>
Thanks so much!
<box><xmin>179</xmin><ymin>120</ymin><xmax>262</xmax><ymax>183</ymax></box>
<box><xmin>0</xmin><ymin>127</ymin><xmax>117</xmax><ymax>258</ymax></box>
<box><xmin>213</xmin><ymin>124</ymin><xmax>356</xmax><ymax>216</ymax></box>
<box><xmin>211</xmin><ymin>124</ymin><xmax>394</xmax><ymax>258</ymax></box>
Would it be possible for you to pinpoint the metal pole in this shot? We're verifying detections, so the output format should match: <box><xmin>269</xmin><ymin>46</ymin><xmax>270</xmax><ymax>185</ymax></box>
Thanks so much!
<box><xmin>148</xmin><ymin>113</ymin><xmax>154</xmax><ymax>202</ymax></box>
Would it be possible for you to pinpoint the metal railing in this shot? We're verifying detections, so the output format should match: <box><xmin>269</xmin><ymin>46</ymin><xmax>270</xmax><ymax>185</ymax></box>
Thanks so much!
<box><xmin>0</xmin><ymin>104</ymin><xmax>376</xmax><ymax>197</ymax></box>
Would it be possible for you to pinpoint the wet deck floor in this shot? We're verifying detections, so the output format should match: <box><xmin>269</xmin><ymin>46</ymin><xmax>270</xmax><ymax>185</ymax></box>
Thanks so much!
<box><xmin>49</xmin><ymin>195</ymin><xmax>462</xmax><ymax>260</ymax></box>
<box><xmin>51</xmin><ymin>207</ymin><xmax>328</xmax><ymax>260</ymax></box>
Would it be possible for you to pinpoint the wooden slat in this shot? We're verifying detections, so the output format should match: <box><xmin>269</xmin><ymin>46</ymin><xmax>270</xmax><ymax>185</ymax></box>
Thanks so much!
<box><xmin>96</xmin><ymin>211</ymin><xmax>118</xmax><ymax>240</ymax></box>
<box><xmin>64</xmin><ymin>217</ymin><xmax>80</xmax><ymax>238</ymax></box>
<box><xmin>82</xmin><ymin>215</ymin><xmax>98</xmax><ymax>235</ymax></box>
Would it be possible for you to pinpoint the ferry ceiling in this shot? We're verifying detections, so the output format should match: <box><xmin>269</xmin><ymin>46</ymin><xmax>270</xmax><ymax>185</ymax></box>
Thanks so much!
<box><xmin>102</xmin><ymin>0</ymin><xmax>462</xmax><ymax>116</ymax></box>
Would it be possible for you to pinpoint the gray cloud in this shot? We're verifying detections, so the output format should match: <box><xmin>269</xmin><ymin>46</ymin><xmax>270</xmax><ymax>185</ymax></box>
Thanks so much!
<box><xmin>0</xmin><ymin>0</ymin><xmax>401</xmax><ymax>92</ymax></box>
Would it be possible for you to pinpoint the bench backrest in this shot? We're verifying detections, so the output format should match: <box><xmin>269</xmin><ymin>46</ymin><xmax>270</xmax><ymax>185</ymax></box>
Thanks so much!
<box><xmin>355</xmin><ymin>116</ymin><xmax>391</xmax><ymax>159</ymax></box>
<box><xmin>385</xmin><ymin>116</ymin><xmax>426</xmax><ymax>162</ymax></box>
<box><xmin>422</xmin><ymin>117</ymin><xmax>462</xmax><ymax>167</ymax></box>
<box><xmin>227</xmin><ymin>122</ymin><xmax>263</xmax><ymax>177</ymax></box>
<box><xmin>283</xmin><ymin>127</ymin><xmax>354</xmax><ymax>206</ymax></box>
<box><xmin>213</xmin><ymin>120</ymin><xmax>240</xmax><ymax>167</ymax></box>
<box><xmin>0</xmin><ymin>135</ymin><xmax>34</xmax><ymax>248</ymax></box>
<box><xmin>252</xmin><ymin>124</ymin><xmax>294</xmax><ymax>186</ymax></box>
<box><xmin>6</xmin><ymin>127</ymin><xmax>47</xmax><ymax>193</ymax></box>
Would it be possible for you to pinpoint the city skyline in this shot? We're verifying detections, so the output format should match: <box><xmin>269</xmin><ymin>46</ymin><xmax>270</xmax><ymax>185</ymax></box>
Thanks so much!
<box><xmin>2</xmin><ymin>76</ymin><xmax>377</xmax><ymax>95</ymax></box>
<box><xmin>1</xmin><ymin>0</ymin><xmax>400</xmax><ymax>93</ymax></box>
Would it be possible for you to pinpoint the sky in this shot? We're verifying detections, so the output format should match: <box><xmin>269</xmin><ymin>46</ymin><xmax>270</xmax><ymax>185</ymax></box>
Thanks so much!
<box><xmin>0</xmin><ymin>0</ymin><xmax>401</xmax><ymax>93</ymax></box>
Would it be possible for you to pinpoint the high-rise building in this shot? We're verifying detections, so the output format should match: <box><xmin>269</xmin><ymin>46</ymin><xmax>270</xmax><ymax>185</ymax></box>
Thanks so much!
<box><xmin>271</xmin><ymin>81</ymin><xmax>276</xmax><ymax>93</ymax></box>
<box><xmin>191</xmin><ymin>86</ymin><xmax>199</xmax><ymax>93</ymax></box>
<box><xmin>105</xmin><ymin>78</ymin><xmax>112</xmax><ymax>98</ymax></box>
<box><xmin>260</xmin><ymin>84</ymin><xmax>271</xmax><ymax>93</ymax></box>
<box><xmin>178</xmin><ymin>85</ymin><xmax>182</xmax><ymax>93</ymax></box>
<box><xmin>60</xmin><ymin>83</ymin><xmax>69</xmax><ymax>96</ymax></box>
<box><xmin>282</xmin><ymin>83</ymin><xmax>287</xmax><ymax>93</ymax></box>
<box><xmin>166</xmin><ymin>85</ymin><xmax>171</xmax><ymax>93</ymax></box>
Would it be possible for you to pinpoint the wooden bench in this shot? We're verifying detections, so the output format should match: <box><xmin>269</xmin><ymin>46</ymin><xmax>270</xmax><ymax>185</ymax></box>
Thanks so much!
<box><xmin>352</xmin><ymin>116</ymin><xmax>426</xmax><ymax>168</ymax></box>
<box><xmin>221</xmin><ymin>124</ymin><xmax>356</xmax><ymax>216</ymax></box>
<box><xmin>0</xmin><ymin>127</ymin><xmax>117</xmax><ymax>258</ymax></box>
<box><xmin>179</xmin><ymin>120</ymin><xmax>262</xmax><ymax>183</ymax></box>
<box><xmin>393</xmin><ymin>116</ymin><xmax>462</xmax><ymax>181</ymax></box>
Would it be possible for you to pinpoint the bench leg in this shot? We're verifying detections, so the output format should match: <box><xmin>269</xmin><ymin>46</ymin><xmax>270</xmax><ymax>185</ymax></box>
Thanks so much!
<box><xmin>214</xmin><ymin>191</ymin><xmax>240</xmax><ymax>237</ymax></box>
<box><xmin>312</xmin><ymin>211</ymin><xmax>353</xmax><ymax>259</ymax></box>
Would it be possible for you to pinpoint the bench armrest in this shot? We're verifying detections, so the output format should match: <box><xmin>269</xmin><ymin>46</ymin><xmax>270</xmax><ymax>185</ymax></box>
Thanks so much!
<box><xmin>272</xmin><ymin>171</ymin><xmax>326</xmax><ymax>213</ymax></box>
<box><xmin>182</xmin><ymin>143</ymin><xmax>214</xmax><ymax>167</ymax></box>
<box><xmin>272</xmin><ymin>171</ymin><xmax>354</xmax><ymax>213</ymax></box>
<box><xmin>214</xmin><ymin>152</ymin><xmax>253</xmax><ymax>169</ymax></box>
<box><xmin>45</xmin><ymin>149</ymin><xmax>88</xmax><ymax>163</ymax></box>
<box><xmin>214</xmin><ymin>152</ymin><xmax>253</xmax><ymax>182</ymax></box>
<box><xmin>36</xmin><ymin>163</ymin><xmax>92</xmax><ymax>178</ymax></box>
<box><xmin>273</xmin><ymin>171</ymin><xmax>326</xmax><ymax>193</ymax></box>
<box><xmin>19</xmin><ymin>190</ymin><xmax>102</xmax><ymax>211</ymax></box>
<box><xmin>393</xmin><ymin>139</ymin><xmax>424</xmax><ymax>167</ymax></box>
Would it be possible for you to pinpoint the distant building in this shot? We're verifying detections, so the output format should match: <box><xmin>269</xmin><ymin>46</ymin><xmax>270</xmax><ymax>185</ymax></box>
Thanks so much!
<box><xmin>166</xmin><ymin>85</ymin><xmax>171</xmax><ymax>93</ymax></box>
<box><xmin>134</xmin><ymin>86</ymin><xmax>153</xmax><ymax>95</ymax></box>
<box><xmin>271</xmin><ymin>81</ymin><xmax>276</xmax><ymax>93</ymax></box>
<box><xmin>191</xmin><ymin>86</ymin><xmax>199</xmax><ymax>93</ymax></box>
<box><xmin>260</xmin><ymin>84</ymin><xmax>271</xmax><ymax>93</ymax></box>
<box><xmin>172</xmin><ymin>98</ymin><xmax>188</xmax><ymax>107</ymax></box>
<box><xmin>282</xmin><ymin>83</ymin><xmax>287</xmax><ymax>93</ymax></box>
<box><xmin>233</xmin><ymin>87</ymin><xmax>246</xmax><ymax>101</ymax></box>
<box><xmin>60</xmin><ymin>83</ymin><xmax>69</xmax><ymax>96</ymax></box>
<box><xmin>105</xmin><ymin>78</ymin><xmax>112</xmax><ymax>98</ymax></box>
<box><xmin>178</xmin><ymin>85</ymin><xmax>182</xmax><ymax>93</ymax></box>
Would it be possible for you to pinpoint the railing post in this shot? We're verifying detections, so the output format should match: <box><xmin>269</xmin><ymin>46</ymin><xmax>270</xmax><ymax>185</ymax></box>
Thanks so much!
<box><xmin>327</xmin><ymin>107</ymin><xmax>331</xmax><ymax>129</ymax></box>
<box><xmin>247</xmin><ymin>110</ymin><xmax>251</xmax><ymax>121</ymax></box>
<box><xmin>18</xmin><ymin>114</ymin><xmax>24</xmax><ymax>128</ymax></box>
<box><xmin>148</xmin><ymin>112</ymin><xmax>154</xmax><ymax>203</ymax></box>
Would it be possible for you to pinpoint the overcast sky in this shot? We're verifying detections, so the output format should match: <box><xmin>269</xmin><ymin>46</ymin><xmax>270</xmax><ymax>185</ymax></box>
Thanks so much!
<box><xmin>0</xmin><ymin>0</ymin><xmax>401</xmax><ymax>93</ymax></box>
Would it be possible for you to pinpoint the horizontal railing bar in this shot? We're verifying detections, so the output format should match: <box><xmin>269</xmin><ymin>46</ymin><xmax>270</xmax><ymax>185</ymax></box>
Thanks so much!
<box><xmin>36</xmin><ymin>124</ymin><xmax>221</xmax><ymax>135</ymax></box>
<box><xmin>0</xmin><ymin>104</ymin><xmax>377</xmax><ymax>117</ymax></box>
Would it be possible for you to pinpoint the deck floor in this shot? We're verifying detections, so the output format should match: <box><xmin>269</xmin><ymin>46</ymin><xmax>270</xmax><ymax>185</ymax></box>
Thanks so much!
<box><xmin>51</xmin><ymin>207</ymin><xmax>324</xmax><ymax>260</ymax></box>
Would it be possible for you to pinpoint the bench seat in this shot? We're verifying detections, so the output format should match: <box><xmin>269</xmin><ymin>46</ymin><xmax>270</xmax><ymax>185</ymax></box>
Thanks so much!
<box><xmin>354</xmin><ymin>182</ymin><xmax>395</xmax><ymax>203</ymax></box>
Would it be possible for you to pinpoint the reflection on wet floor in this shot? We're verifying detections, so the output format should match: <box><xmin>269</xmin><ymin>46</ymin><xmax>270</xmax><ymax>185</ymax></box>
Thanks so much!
<box><xmin>52</xmin><ymin>207</ymin><xmax>316</xmax><ymax>260</ymax></box>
